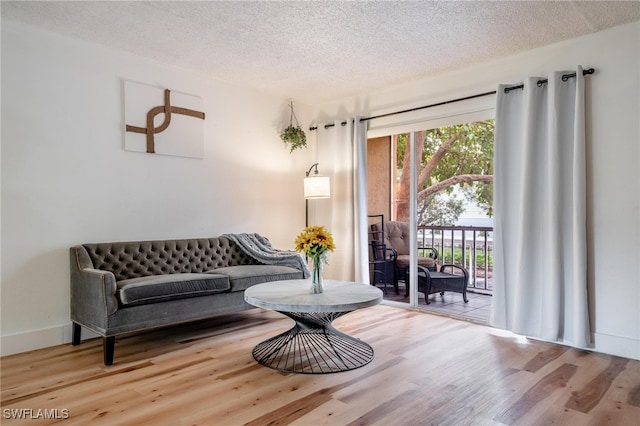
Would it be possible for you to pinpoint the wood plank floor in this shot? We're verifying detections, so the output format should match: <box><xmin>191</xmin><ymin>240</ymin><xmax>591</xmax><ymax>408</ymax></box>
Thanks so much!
<box><xmin>382</xmin><ymin>288</ymin><xmax>493</xmax><ymax>325</ymax></box>
<box><xmin>2</xmin><ymin>305</ymin><xmax>639</xmax><ymax>425</ymax></box>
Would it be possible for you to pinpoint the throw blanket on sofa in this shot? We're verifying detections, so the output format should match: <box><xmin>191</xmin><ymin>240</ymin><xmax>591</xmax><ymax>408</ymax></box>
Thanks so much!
<box><xmin>223</xmin><ymin>233</ymin><xmax>310</xmax><ymax>278</ymax></box>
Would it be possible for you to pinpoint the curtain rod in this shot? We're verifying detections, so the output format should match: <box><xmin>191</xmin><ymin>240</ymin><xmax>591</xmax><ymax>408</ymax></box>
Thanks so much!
<box><xmin>309</xmin><ymin>67</ymin><xmax>594</xmax><ymax>131</ymax></box>
<box><xmin>503</xmin><ymin>67</ymin><xmax>595</xmax><ymax>93</ymax></box>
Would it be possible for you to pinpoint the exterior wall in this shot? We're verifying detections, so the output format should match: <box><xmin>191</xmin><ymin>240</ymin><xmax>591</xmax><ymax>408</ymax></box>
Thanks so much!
<box><xmin>313</xmin><ymin>22</ymin><xmax>640</xmax><ymax>360</ymax></box>
<box><xmin>0</xmin><ymin>21</ymin><xmax>314</xmax><ymax>355</ymax></box>
<box><xmin>367</xmin><ymin>136</ymin><xmax>392</xmax><ymax>222</ymax></box>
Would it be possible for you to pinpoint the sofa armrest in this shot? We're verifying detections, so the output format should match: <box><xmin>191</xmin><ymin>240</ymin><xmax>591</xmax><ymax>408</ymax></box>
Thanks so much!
<box><xmin>70</xmin><ymin>246</ymin><xmax>119</xmax><ymax>331</ymax></box>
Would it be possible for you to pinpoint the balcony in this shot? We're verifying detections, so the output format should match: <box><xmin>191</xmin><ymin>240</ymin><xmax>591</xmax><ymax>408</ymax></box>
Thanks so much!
<box><xmin>380</xmin><ymin>224</ymin><xmax>493</xmax><ymax>324</ymax></box>
<box><xmin>418</xmin><ymin>225</ymin><xmax>493</xmax><ymax>295</ymax></box>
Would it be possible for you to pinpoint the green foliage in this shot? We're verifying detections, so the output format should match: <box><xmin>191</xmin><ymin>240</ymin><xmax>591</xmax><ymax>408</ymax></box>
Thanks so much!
<box><xmin>280</xmin><ymin>125</ymin><xmax>307</xmax><ymax>153</ymax></box>
<box><xmin>418</xmin><ymin>193</ymin><xmax>464</xmax><ymax>225</ymax></box>
<box><xmin>281</xmin><ymin>101</ymin><xmax>307</xmax><ymax>153</ymax></box>
<box><xmin>397</xmin><ymin>120</ymin><xmax>494</xmax><ymax>223</ymax></box>
<box><xmin>439</xmin><ymin>247</ymin><xmax>494</xmax><ymax>268</ymax></box>
<box><xmin>423</xmin><ymin>122</ymin><xmax>493</xmax><ymax>180</ymax></box>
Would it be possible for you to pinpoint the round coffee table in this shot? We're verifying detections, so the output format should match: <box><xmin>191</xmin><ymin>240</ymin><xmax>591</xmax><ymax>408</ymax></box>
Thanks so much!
<box><xmin>244</xmin><ymin>279</ymin><xmax>382</xmax><ymax>374</ymax></box>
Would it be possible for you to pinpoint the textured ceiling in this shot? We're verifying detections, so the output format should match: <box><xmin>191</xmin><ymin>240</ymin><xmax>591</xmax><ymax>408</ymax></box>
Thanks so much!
<box><xmin>2</xmin><ymin>1</ymin><xmax>640</xmax><ymax>104</ymax></box>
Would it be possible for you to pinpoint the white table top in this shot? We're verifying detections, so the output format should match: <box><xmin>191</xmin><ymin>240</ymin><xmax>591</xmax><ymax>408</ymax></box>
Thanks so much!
<box><xmin>244</xmin><ymin>279</ymin><xmax>383</xmax><ymax>313</ymax></box>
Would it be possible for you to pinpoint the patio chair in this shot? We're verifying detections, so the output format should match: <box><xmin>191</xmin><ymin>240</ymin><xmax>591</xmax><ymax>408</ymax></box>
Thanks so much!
<box><xmin>415</xmin><ymin>264</ymin><xmax>469</xmax><ymax>304</ymax></box>
<box><xmin>368</xmin><ymin>215</ymin><xmax>398</xmax><ymax>294</ymax></box>
<box><xmin>370</xmin><ymin>221</ymin><xmax>438</xmax><ymax>291</ymax></box>
<box><xmin>369</xmin><ymin>239</ymin><xmax>398</xmax><ymax>294</ymax></box>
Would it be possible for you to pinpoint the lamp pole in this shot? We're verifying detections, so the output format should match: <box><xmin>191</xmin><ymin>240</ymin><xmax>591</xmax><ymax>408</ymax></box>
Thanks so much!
<box><xmin>303</xmin><ymin>163</ymin><xmax>330</xmax><ymax>227</ymax></box>
<box><xmin>305</xmin><ymin>163</ymin><xmax>320</xmax><ymax>227</ymax></box>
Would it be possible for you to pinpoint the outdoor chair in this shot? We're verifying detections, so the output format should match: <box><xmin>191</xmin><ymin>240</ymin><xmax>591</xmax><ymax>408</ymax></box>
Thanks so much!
<box><xmin>367</xmin><ymin>215</ymin><xmax>398</xmax><ymax>294</ymax></box>
<box><xmin>415</xmin><ymin>264</ymin><xmax>470</xmax><ymax>304</ymax></box>
<box><xmin>368</xmin><ymin>240</ymin><xmax>398</xmax><ymax>294</ymax></box>
<box><xmin>370</xmin><ymin>220</ymin><xmax>438</xmax><ymax>290</ymax></box>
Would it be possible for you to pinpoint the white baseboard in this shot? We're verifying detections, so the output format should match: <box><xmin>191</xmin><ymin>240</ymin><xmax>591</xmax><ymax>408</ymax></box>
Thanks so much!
<box><xmin>0</xmin><ymin>324</ymin><xmax>99</xmax><ymax>357</ymax></box>
<box><xmin>593</xmin><ymin>332</ymin><xmax>640</xmax><ymax>360</ymax></box>
<box><xmin>1</xmin><ymin>323</ymin><xmax>638</xmax><ymax>361</ymax></box>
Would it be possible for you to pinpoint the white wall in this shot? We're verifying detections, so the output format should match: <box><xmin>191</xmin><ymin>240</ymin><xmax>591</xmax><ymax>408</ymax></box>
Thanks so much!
<box><xmin>314</xmin><ymin>22</ymin><xmax>640</xmax><ymax>360</ymax></box>
<box><xmin>1</xmin><ymin>21</ymin><xmax>314</xmax><ymax>355</ymax></box>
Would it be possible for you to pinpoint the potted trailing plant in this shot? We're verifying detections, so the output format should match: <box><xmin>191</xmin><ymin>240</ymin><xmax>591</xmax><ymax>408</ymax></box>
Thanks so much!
<box><xmin>280</xmin><ymin>101</ymin><xmax>307</xmax><ymax>153</ymax></box>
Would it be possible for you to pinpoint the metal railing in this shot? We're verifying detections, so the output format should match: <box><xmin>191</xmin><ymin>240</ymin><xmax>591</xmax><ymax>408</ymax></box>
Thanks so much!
<box><xmin>418</xmin><ymin>225</ymin><xmax>493</xmax><ymax>294</ymax></box>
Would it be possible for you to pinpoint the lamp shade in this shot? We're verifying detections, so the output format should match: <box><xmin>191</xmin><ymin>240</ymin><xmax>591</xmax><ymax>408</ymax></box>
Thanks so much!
<box><xmin>304</xmin><ymin>175</ymin><xmax>330</xmax><ymax>199</ymax></box>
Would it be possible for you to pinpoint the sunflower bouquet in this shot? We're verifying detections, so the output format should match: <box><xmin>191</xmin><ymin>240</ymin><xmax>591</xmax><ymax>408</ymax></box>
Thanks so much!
<box><xmin>294</xmin><ymin>225</ymin><xmax>335</xmax><ymax>293</ymax></box>
<box><xmin>295</xmin><ymin>225</ymin><xmax>335</xmax><ymax>258</ymax></box>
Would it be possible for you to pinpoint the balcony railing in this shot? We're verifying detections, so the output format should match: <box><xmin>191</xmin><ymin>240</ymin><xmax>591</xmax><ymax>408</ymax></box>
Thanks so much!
<box><xmin>418</xmin><ymin>225</ymin><xmax>493</xmax><ymax>294</ymax></box>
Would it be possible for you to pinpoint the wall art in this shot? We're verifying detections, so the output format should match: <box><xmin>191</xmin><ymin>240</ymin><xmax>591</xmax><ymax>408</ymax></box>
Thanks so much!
<box><xmin>124</xmin><ymin>80</ymin><xmax>205</xmax><ymax>158</ymax></box>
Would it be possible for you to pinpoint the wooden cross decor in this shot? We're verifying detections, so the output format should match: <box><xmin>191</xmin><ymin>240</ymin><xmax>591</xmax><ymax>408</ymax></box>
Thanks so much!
<box><xmin>126</xmin><ymin>89</ymin><xmax>205</xmax><ymax>154</ymax></box>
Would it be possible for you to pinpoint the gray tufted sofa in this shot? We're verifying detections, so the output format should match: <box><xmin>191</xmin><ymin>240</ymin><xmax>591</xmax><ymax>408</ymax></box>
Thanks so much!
<box><xmin>70</xmin><ymin>236</ymin><xmax>304</xmax><ymax>365</ymax></box>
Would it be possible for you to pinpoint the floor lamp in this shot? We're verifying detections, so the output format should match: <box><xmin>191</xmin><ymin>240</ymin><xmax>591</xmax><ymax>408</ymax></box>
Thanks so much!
<box><xmin>304</xmin><ymin>163</ymin><xmax>330</xmax><ymax>227</ymax></box>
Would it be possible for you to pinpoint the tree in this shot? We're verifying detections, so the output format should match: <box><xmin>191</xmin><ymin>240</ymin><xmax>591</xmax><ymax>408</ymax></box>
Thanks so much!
<box><xmin>395</xmin><ymin>121</ymin><xmax>494</xmax><ymax>224</ymax></box>
<box><xmin>418</xmin><ymin>193</ymin><xmax>465</xmax><ymax>225</ymax></box>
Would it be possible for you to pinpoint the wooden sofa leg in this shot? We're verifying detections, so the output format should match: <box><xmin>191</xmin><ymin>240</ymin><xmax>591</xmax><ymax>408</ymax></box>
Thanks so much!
<box><xmin>103</xmin><ymin>336</ymin><xmax>115</xmax><ymax>366</ymax></box>
<box><xmin>72</xmin><ymin>323</ymin><xmax>82</xmax><ymax>346</ymax></box>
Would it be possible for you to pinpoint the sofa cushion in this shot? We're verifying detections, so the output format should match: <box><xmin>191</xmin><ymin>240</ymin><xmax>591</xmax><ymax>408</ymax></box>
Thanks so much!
<box><xmin>117</xmin><ymin>273</ymin><xmax>230</xmax><ymax>306</ymax></box>
<box><xmin>210</xmin><ymin>265</ymin><xmax>303</xmax><ymax>292</ymax></box>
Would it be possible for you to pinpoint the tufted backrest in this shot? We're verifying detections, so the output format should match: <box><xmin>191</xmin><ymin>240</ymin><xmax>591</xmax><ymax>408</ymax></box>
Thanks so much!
<box><xmin>82</xmin><ymin>237</ymin><xmax>258</xmax><ymax>281</ymax></box>
<box><xmin>371</xmin><ymin>221</ymin><xmax>410</xmax><ymax>256</ymax></box>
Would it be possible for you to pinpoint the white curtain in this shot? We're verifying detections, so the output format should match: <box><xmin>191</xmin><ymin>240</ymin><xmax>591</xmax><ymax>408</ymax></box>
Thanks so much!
<box><xmin>491</xmin><ymin>66</ymin><xmax>591</xmax><ymax>348</ymax></box>
<box><xmin>315</xmin><ymin>118</ymin><xmax>369</xmax><ymax>283</ymax></box>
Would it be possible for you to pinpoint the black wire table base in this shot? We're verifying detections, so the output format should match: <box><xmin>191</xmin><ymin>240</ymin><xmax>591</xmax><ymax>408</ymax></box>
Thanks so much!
<box><xmin>252</xmin><ymin>311</ymin><xmax>374</xmax><ymax>374</ymax></box>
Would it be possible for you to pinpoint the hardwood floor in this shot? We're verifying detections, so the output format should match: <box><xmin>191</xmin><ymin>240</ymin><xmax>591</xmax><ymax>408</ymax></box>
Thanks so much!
<box><xmin>381</xmin><ymin>287</ymin><xmax>493</xmax><ymax>325</ymax></box>
<box><xmin>2</xmin><ymin>305</ymin><xmax>639</xmax><ymax>425</ymax></box>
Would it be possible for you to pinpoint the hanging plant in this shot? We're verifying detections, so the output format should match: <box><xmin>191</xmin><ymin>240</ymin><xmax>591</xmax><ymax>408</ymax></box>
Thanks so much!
<box><xmin>280</xmin><ymin>101</ymin><xmax>307</xmax><ymax>153</ymax></box>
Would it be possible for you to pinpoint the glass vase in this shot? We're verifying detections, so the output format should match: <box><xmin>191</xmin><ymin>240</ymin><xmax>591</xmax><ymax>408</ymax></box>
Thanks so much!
<box><xmin>310</xmin><ymin>254</ymin><xmax>324</xmax><ymax>294</ymax></box>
